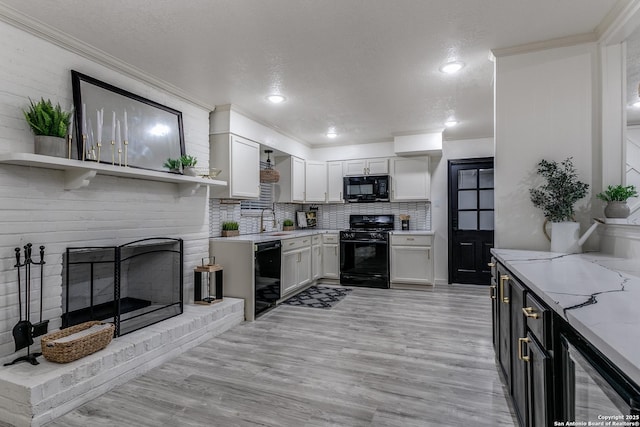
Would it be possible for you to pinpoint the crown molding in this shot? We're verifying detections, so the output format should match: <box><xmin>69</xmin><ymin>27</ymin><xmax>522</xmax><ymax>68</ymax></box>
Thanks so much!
<box><xmin>491</xmin><ymin>32</ymin><xmax>597</xmax><ymax>58</ymax></box>
<box><xmin>597</xmin><ymin>0</ymin><xmax>640</xmax><ymax>44</ymax></box>
<box><xmin>0</xmin><ymin>3</ymin><xmax>214</xmax><ymax>111</ymax></box>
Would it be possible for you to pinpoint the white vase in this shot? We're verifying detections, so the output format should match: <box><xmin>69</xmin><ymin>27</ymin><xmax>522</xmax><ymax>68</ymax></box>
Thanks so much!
<box><xmin>550</xmin><ymin>221</ymin><xmax>581</xmax><ymax>253</ymax></box>
<box><xmin>183</xmin><ymin>166</ymin><xmax>197</xmax><ymax>176</ymax></box>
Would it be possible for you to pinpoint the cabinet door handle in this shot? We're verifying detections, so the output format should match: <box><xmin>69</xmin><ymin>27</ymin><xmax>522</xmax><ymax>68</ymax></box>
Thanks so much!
<box><xmin>490</xmin><ymin>285</ymin><xmax>497</xmax><ymax>300</ymax></box>
<box><xmin>488</xmin><ymin>262</ymin><xmax>495</xmax><ymax>268</ymax></box>
<box><xmin>406</xmin><ymin>237</ymin><xmax>415</xmax><ymax>241</ymax></box>
<box><xmin>339</xmin><ymin>191</ymin><xmax>342</xmax><ymax>199</ymax></box>
<box><xmin>427</xmin><ymin>248</ymin><xmax>430</xmax><ymax>259</ymax></box>
<box><xmin>334</xmin><ymin>246</ymin><xmax>338</xmax><ymax>256</ymax></box>
<box><xmin>522</xmin><ymin>307</ymin><xmax>540</xmax><ymax>319</ymax></box>
<box><xmin>518</xmin><ymin>337</ymin><xmax>531</xmax><ymax>362</ymax></box>
<box><xmin>499</xmin><ymin>275</ymin><xmax>509</xmax><ymax>304</ymax></box>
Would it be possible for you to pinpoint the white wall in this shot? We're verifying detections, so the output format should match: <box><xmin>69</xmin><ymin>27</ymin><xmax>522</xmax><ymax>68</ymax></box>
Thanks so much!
<box><xmin>310</xmin><ymin>140</ymin><xmax>396</xmax><ymax>161</ymax></box>
<box><xmin>494</xmin><ymin>42</ymin><xmax>598</xmax><ymax>251</ymax></box>
<box><xmin>430</xmin><ymin>138</ymin><xmax>494</xmax><ymax>284</ymax></box>
<box><xmin>0</xmin><ymin>21</ymin><xmax>211</xmax><ymax>360</ymax></box>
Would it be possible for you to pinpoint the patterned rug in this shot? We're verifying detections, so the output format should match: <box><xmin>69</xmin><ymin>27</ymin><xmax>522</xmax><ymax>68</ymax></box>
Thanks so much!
<box><xmin>281</xmin><ymin>285</ymin><xmax>352</xmax><ymax>309</ymax></box>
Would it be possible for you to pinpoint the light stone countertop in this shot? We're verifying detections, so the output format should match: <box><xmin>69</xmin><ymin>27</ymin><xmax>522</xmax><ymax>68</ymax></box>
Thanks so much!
<box><xmin>210</xmin><ymin>229</ymin><xmax>342</xmax><ymax>244</ymax></box>
<box><xmin>389</xmin><ymin>230</ymin><xmax>435</xmax><ymax>235</ymax></box>
<box><xmin>491</xmin><ymin>249</ymin><xmax>640</xmax><ymax>387</ymax></box>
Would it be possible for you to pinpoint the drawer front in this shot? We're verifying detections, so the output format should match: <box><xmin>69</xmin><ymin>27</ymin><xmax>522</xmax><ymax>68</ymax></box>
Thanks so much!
<box><xmin>391</xmin><ymin>234</ymin><xmax>433</xmax><ymax>246</ymax></box>
<box><xmin>311</xmin><ymin>235</ymin><xmax>321</xmax><ymax>245</ymax></box>
<box><xmin>524</xmin><ymin>293</ymin><xmax>552</xmax><ymax>350</ymax></box>
<box><xmin>322</xmin><ymin>234</ymin><xmax>339</xmax><ymax>244</ymax></box>
<box><xmin>282</xmin><ymin>236</ymin><xmax>312</xmax><ymax>252</ymax></box>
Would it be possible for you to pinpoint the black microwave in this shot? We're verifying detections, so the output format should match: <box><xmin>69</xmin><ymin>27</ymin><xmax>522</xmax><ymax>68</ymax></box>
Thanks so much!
<box><xmin>343</xmin><ymin>175</ymin><xmax>390</xmax><ymax>202</ymax></box>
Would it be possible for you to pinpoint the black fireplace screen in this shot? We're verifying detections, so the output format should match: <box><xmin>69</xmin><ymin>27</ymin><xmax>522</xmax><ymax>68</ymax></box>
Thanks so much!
<box><xmin>63</xmin><ymin>237</ymin><xmax>183</xmax><ymax>336</ymax></box>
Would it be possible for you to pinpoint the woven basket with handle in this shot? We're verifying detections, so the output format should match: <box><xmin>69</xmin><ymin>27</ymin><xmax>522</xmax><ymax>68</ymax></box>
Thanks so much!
<box><xmin>41</xmin><ymin>321</ymin><xmax>115</xmax><ymax>363</ymax></box>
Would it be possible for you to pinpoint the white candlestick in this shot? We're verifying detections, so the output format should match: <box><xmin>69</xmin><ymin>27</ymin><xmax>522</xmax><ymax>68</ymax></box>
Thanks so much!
<box><xmin>111</xmin><ymin>111</ymin><xmax>116</xmax><ymax>141</ymax></box>
<box><xmin>116</xmin><ymin>120</ymin><xmax>121</xmax><ymax>147</ymax></box>
<box><xmin>82</xmin><ymin>103</ymin><xmax>87</xmax><ymax>135</ymax></box>
<box><xmin>96</xmin><ymin>109</ymin><xmax>102</xmax><ymax>144</ymax></box>
<box><xmin>123</xmin><ymin>110</ymin><xmax>128</xmax><ymax>142</ymax></box>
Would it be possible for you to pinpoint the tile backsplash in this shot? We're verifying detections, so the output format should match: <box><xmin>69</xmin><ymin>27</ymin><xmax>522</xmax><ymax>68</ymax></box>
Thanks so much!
<box><xmin>210</xmin><ymin>200</ymin><xmax>430</xmax><ymax>236</ymax></box>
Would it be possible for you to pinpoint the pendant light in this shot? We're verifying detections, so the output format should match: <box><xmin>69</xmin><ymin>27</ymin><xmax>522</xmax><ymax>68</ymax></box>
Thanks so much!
<box><xmin>260</xmin><ymin>149</ymin><xmax>280</xmax><ymax>183</ymax></box>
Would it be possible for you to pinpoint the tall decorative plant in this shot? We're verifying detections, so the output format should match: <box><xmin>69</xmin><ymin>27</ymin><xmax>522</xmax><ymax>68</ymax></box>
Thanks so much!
<box><xmin>529</xmin><ymin>157</ymin><xmax>589</xmax><ymax>222</ymax></box>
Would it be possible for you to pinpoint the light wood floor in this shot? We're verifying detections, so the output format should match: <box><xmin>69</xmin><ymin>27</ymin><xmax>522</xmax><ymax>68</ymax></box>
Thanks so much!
<box><xmin>45</xmin><ymin>284</ymin><xmax>517</xmax><ymax>427</ymax></box>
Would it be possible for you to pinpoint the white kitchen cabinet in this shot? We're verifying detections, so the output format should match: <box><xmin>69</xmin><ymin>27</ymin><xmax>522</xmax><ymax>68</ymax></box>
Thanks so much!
<box><xmin>305</xmin><ymin>161</ymin><xmax>327</xmax><ymax>202</ymax></box>
<box><xmin>326</xmin><ymin>161</ymin><xmax>344</xmax><ymax>203</ymax></box>
<box><xmin>281</xmin><ymin>236</ymin><xmax>312</xmax><ymax>295</ymax></box>
<box><xmin>391</xmin><ymin>156</ymin><xmax>430</xmax><ymax>201</ymax></box>
<box><xmin>311</xmin><ymin>235</ymin><xmax>322</xmax><ymax>280</ymax></box>
<box><xmin>210</xmin><ymin>133</ymin><xmax>260</xmax><ymax>199</ymax></box>
<box><xmin>322</xmin><ymin>233</ymin><xmax>340</xmax><ymax>279</ymax></box>
<box><xmin>274</xmin><ymin>156</ymin><xmax>306</xmax><ymax>203</ymax></box>
<box><xmin>390</xmin><ymin>234</ymin><xmax>434</xmax><ymax>287</ymax></box>
<box><xmin>343</xmin><ymin>158</ymin><xmax>389</xmax><ymax>176</ymax></box>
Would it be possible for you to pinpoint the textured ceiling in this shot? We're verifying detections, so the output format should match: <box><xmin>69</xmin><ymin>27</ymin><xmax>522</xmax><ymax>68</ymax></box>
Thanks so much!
<box><xmin>0</xmin><ymin>0</ymin><xmax>623</xmax><ymax>146</ymax></box>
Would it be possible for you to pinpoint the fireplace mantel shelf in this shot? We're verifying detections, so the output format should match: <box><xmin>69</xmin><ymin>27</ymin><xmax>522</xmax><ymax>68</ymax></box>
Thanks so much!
<box><xmin>0</xmin><ymin>152</ymin><xmax>227</xmax><ymax>196</ymax></box>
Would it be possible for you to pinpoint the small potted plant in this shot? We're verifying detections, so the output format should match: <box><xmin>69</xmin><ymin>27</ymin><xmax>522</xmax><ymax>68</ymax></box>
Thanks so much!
<box><xmin>163</xmin><ymin>158</ymin><xmax>182</xmax><ymax>174</ymax></box>
<box><xmin>283</xmin><ymin>219</ymin><xmax>295</xmax><ymax>231</ymax></box>
<box><xmin>180</xmin><ymin>155</ymin><xmax>198</xmax><ymax>176</ymax></box>
<box><xmin>23</xmin><ymin>98</ymin><xmax>72</xmax><ymax>158</ymax></box>
<box><xmin>596</xmin><ymin>184</ymin><xmax>638</xmax><ymax>218</ymax></box>
<box><xmin>221</xmin><ymin>221</ymin><xmax>240</xmax><ymax>237</ymax></box>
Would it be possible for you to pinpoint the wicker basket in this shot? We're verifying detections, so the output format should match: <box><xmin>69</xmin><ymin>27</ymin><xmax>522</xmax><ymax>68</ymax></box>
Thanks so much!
<box><xmin>41</xmin><ymin>321</ymin><xmax>115</xmax><ymax>363</ymax></box>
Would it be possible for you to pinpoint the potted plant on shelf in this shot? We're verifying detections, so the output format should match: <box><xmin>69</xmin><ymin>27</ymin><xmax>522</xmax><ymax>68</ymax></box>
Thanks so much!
<box><xmin>180</xmin><ymin>155</ymin><xmax>198</xmax><ymax>176</ymax></box>
<box><xmin>23</xmin><ymin>98</ymin><xmax>72</xmax><ymax>158</ymax></box>
<box><xmin>283</xmin><ymin>219</ymin><xmax>295</xmax><ymax>231</ymax></box>
<box><xmin>221</xmin><ymin>221</ymin><xmax>240</xmax><ymax>237</ymax></box>
<box><xmin>529</xmin><ymin>157</ymin><xmax>590</xmax><ymax>253</ymax></box>
<box><xmin>596</xmin><ymin>184</ymin><xmax>638</xmax><ymax>218</ymax></box>
<box><xmin>163</xmin><ymin>158</ymin><xmax>182</xmax><ymax>174</ymax></box>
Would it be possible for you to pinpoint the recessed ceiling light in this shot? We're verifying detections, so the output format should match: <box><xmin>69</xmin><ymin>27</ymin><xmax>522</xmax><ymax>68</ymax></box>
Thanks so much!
<box><xmin>444</xmin><ymin>120</ymin><xmax>459</xmax><ymax>128</ymax></box>
<box><xmin>326</xmin><ymin>131</ymin><xmax>338</xmax><ymax>138</ymax></box>
<box><xmin>266</xmin><ymin>94</ymin><xmax>286</xmax><ymax>104</ymax></box>
<box><xmin>439</xmin><ymin>61</ymin><xmax>465</xmax><ymax>74</ymax></box>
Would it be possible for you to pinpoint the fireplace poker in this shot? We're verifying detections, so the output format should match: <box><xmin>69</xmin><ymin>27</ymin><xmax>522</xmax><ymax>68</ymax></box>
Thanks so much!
<box><xmin>31</xmin><ymin>245</ymin><xmax>49</xmax><ymax>337</ymax></box>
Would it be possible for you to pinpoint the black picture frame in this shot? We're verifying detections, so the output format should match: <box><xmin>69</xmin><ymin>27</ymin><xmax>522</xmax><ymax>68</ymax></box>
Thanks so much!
<box><xmin>71</xmin><ymin>70</ymin><xmax>185</xmax><ymax>172</ymax></box>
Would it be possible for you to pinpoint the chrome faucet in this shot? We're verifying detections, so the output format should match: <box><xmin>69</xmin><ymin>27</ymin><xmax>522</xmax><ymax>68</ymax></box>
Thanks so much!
<box><xmin>260</xmin><ymin>208</ymin><xmax>268</xmax><ymax>233</ymax></box>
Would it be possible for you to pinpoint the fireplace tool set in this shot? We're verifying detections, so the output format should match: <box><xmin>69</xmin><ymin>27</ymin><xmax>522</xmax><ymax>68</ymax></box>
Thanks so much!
<box><xmin>4</xmin><ymin>244</ymin><xmax>49</xmax><ymax>366</ymax></box>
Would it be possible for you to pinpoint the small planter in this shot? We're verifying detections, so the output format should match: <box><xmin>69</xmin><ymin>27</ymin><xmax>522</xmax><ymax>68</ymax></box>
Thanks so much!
<box><xmin>283</xmin><ymin>226</ymin><xmax>294</xmax><ymax>231</ymax></box>
<box><xmin>221</xmin><ymin>230</ymin><xmax>239</xmax><ymax>237</ymax></box>
<box><xmin>183</xmin><ymin>166</ymin><xmax>197</xmax><ymax>177</ymax></box>
<box><xmin>604</xmin><ymin>201</ymin><xmax>630</xmax><ymax>219</ymax></box>
<box><xmin>34</xmin><ymin>135</ymin><xmax>67</xmax><ymax>158</ymax></box>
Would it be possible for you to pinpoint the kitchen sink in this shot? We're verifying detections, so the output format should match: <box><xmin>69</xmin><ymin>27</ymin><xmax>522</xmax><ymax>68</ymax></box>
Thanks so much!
<box><xmin>267</xmin><ymin>232</ymin><xmax>293</xmax><ymax>236</ymax></box>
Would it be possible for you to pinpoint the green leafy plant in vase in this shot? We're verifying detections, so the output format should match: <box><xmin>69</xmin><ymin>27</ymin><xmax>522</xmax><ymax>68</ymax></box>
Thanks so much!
<box><xmin>283</xmin><ymin>219</ymin><xmax>294</xmax><ymax>231</ymax></box>
<box><xmin>163</xmin><ymin>158</ymin><xmax>182</xmax><ymax>174</ymax></box>
<box><xmin>596</xmin><ymin>184</ymin><xmax>638</xmax><ymax>218</ymax></box>
<box><xmin>529</xmin><ymin>157</ymin><xmax>590</xmax><ymax>253</ymax></box>
<box><xmin>180</xmin><ymin>155</ymin><xmax>198</xmax><ymax>176</ymax></box>
<box><xmin>221</xmin><ymin>221</ymin><xmax>240</xmax><ymax>237</ymax></box>
<box><xmin>24</xmin><ymin>98</ymin><xmax>72</xmax><ymax>158</ymax></box>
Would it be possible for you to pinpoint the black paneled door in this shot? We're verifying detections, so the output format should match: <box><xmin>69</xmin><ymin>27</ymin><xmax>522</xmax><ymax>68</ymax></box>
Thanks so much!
<box><xmin>448</xmin><ymin>158</ymin><xmax>494</xmax><ymax>284</ymax></box>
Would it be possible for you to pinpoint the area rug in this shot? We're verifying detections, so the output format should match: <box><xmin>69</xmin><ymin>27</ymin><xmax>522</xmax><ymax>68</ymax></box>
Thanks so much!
<box><xmin>281</xmin><ymin>285</ymin><xmax>352</xmax><ymax>309</ymax></box>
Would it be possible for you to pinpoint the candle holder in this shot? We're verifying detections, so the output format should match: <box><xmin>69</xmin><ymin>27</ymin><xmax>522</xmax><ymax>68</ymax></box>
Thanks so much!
<box><xmin>67</xmin><ymin>135</ymin><xmax>72</xmax><ymax>160</ymax></box>
<box><xmin>118</xmin><ymin>148</ymin><xmax>122</xmax><ymax>167</ymax></box>
<box><xmin>82</xmin><ymin>134</ymin><xmax>87</xmax><ymax>161</ymax></box>
<box><xmin>111</xmin><ymin>140</ymin><xmax>115</xmax><ymax>165</ymax></box>
<box><xmin>97</xmin><ymin>143</ymin><xmax>102</xmax><ymax>163</ymax></box>
<box><xmin>124</xmin><ymin>140</ymin><xmax>128</xmax><ymax>167</ymax></box>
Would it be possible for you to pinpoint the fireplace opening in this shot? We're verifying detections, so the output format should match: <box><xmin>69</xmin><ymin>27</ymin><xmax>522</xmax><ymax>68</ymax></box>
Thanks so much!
<box><xmin>63</xmin><ymin>237</ymin><xmax>183</xmax><ymax>336</ymax></box>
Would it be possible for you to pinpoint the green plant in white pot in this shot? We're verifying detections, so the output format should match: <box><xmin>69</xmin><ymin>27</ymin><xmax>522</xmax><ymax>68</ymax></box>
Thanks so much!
<box><xmin>180</xmin><ymin>155</ymin><xmax>198</xmax><ymax>176</ymax></box>
<box><xmin>24</xmin><ymin>98</ymin><xmax>72</xmax><ymax>158</ymax></box>
<box><xmin>529</xmin><ymin>157</ymin><xmax>591</xmax><ymax>253</ymax></box>
<box><xmin>596</xmin><ymin>185</ymin><xmax>638</xmax><ymax>218</ymax></box>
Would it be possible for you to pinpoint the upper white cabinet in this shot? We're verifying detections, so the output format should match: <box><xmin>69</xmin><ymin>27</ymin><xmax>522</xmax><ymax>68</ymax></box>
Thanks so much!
<box><xmin>210</xmin><ymin>133</ymin><xmax>260</xmax><ymax>199</ymax></box>
<box><xmin>326</xmin><ymin>161</ymin><xmax>344</xmax><ymax>203</ymax></box>
<box><xmin>343</xmin><ymin>158</ymin><xmax>389</xmax><ymax>176</ymax></box>
<box><xmin>391</xmin><ymin>156</ymin><xmax>430</xmax><ymax>201</ymax></box>
<box><xmin>305</xmin><ymin>161</ymin><xmax>327</xmax><ymax>203</ymax></box>
<box><xmin>274</xmin><ymin>156</ymin><xmax>306</xmax><ymax>203</ymax></box>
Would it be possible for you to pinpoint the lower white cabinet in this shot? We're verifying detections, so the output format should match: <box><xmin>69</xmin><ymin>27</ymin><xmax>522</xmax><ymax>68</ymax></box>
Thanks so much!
<box><xmin>390</xmin><ymin>234</ymin><xmax>434</xmax><ymax>286</ymax></box>
<box><xmin>322</xmin><ymin>234</ymin><xmax>339</xmax><ymax>279</ymax></box>
<box><xmin>281</xmin><ymin>236</ymin><xmax>312</xmax><ymax>295</ymax></box>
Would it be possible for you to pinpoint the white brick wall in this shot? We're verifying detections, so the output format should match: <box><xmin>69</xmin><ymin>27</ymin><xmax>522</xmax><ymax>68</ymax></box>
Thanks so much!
<box><xmin>0</xmin><ymin>21</ymin><xmax>211</xmax><ymax>360</ymax></box>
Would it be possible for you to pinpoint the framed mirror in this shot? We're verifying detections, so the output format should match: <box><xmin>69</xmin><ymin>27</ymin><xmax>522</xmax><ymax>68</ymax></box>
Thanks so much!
<box><xmin>71</xmin><ymin>70</ymin><xmax>185</xmax><ymax>172</ymax></box>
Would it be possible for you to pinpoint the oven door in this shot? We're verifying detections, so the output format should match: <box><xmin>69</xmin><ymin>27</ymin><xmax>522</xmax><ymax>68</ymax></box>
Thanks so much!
<box><xmin>340</xmin><ymin>239</ymin><xmax>390</xmax><ymax>288</ymax></box>
<box><xmin>561</xmin><ymin>333</ymin><xmax>640</xmax><ymax>423</ymax></box>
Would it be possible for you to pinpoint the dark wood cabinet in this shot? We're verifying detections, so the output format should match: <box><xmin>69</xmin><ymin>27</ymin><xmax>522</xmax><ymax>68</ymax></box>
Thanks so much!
<box><xmin>492</xmin><ymin>262</ymin><xmax>555</xmax><ymax>427</ymax></box>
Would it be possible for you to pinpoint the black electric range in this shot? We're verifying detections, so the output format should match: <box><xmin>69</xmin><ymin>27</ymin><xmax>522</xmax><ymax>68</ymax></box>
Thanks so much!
<box><xmin>340</xmin><ymin>214</ymin><xmax>394</xmax><ymax>288</ymax></box>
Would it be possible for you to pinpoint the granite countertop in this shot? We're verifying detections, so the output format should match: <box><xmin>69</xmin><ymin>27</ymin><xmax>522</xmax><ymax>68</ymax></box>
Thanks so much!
<box><xmin>210</xmin><ymin>229</ymin><xmax>342</xmax><ymax>243</ymax></box>
<box><xmin>491</xmin><ymin>249</ymin><xmax>640</xmax><ymax>386</ymax></box>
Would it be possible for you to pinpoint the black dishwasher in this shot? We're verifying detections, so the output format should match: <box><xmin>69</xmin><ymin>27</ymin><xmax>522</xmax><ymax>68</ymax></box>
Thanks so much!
<box><xmin>254</xmin><ymin>241</ymin><xmax>282</xmax><ymax>317</ymax></box>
